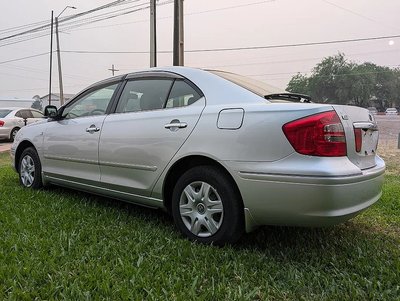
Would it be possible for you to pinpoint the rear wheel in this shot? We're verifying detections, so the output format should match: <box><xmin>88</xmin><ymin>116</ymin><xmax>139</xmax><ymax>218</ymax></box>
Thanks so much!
<box><xmin>10</xmin><ymin>127</ymin><xmax>20</xmax><ymax>142</ymax></box>
<box><xmin>171</xmin><ymin>166</ymin><xmax>244</xmax><ymax>245</ymax></box>
<box><xmin>19</xmin><ymin>147</ymin><xmax>43</xmax><ymax>189</ymax></box>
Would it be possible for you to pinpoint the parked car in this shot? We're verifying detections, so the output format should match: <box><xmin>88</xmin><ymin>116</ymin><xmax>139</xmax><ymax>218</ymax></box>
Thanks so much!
<box><xmin>0</xmin><ymin>107</ymin><xmax>45</xmax><ymax>141</ymax></box>
<box><xmin>385</xmin><ymin>108</ymin><xmax>398</xmax><ymax>115</ymax></box>
<box><xmin>10</xmin><ymin>67</ymin><xmax>385</xmax><ymax>245</ymax></box>
<box><xmin>367</xmin><ymin>107</ymin><xmax>378</xmax><ymax>115</ymax></box>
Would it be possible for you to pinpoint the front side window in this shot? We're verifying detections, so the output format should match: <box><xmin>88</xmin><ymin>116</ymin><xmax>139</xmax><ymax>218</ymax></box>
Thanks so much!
<box><xmin>165</xmin><ymin>80</ymin><xmax>202</xmax><ymax>108</ymax></box>
<box><xmin>30</xmin><ymin>110</ymin><xmax>44</xmax><ymax>118</ymax></box>
<box><xmin>63</xmin><ymin>83</ymin><xmax>118</xmax><ymax>119</ymax></box>
<box><xmin>115</xmin><ymin>79</ymin><xmax>173</xmax><ymax>113</ymax></box>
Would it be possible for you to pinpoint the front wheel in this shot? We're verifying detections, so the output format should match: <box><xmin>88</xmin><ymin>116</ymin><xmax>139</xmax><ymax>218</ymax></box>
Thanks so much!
<box><xmin>171</xmin><ymin>166</ymin><xmax>244</xmax><ymax>245</ymax></box>
<box><xmin>19</xmin><ymin>147</ymin><xmax>43</xmax><ymax>189</ymax></box>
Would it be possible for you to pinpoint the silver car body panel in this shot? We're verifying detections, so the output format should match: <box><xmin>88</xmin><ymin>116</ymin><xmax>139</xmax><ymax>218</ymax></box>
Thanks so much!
<box><xmin>98</xmin><ymin>98</ymin><xmax>205</xmax><ymax>197</ymax></box>
<box><xmin>42</xmin><ymin>115</ymin><xmax>107</xmax><ymax>182</ymax></box>
<box><xmin>11</xmin><ymin>67</ymin><xmax>385</xmax><ymax>232</ymax></box>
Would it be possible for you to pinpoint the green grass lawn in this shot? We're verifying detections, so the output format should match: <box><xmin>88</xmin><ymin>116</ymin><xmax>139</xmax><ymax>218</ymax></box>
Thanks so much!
<box><xmin>0</xmin><ymin>151</ymin><xmax>399</xmax><ymax>300</ymax></box>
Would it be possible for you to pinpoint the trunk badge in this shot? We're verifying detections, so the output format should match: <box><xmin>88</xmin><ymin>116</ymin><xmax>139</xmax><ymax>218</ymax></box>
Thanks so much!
<box><xmin>341</xmin><ymin>115</ymin><xmax>349</xmax><ymax>120</ymax></box>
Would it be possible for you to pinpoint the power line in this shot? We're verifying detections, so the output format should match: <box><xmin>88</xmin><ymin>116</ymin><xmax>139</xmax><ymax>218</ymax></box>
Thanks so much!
<box><xmin>320</xmin><ymin>0</ymin><xmax>400</xmax><ymax>32</ymax></box>
<box><xmin>62</xmin><ymin>34</ymin><xmax>400</xmax><ymax>55</ymax></box>
<box><xmin>0</xmin><ymin>0</ymin><xmax>148</xmax><ymax>47</ymax></box>
<box><xmin>0</xmin><ymin>52</ymin><xmax>50</xmax><ymax>65</ymax></box>
<box><xmin>65</xmin><ymin>0</ymin><xmax>277</xmax><ymax>33</ymax></box>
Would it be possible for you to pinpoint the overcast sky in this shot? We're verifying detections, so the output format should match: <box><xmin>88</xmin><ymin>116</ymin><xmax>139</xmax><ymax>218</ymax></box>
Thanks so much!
<box><xmin>0</xmin><ymin>0</ymin><xmax>399</xmax><ymax>98</ymax></box>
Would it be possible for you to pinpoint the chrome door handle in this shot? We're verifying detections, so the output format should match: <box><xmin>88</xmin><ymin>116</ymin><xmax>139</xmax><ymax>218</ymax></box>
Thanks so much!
<box><xmin>86</xmin><ymin>125</ymin><xmax>100</xmax><ymax>133</ymax></box>
<box><xmin>164</xmin><ymin>122</ymin><xmax>187</xmax><ymax>129</ymax></box>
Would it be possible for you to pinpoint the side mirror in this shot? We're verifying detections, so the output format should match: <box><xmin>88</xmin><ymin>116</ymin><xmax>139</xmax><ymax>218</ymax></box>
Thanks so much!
<box><xmin>44</xmin><ymin>105</ymin><xmax>58</xmax><ymax>118</ymax></box>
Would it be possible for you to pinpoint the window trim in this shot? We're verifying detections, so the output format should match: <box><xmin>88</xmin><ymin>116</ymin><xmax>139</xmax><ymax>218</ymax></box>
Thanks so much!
<box><xmin>60</xmin><ymin>80</ymin><xmax>123</xmax><ymax>120</ymax></box>
<box><xmin>112</xmin><ymin>77</ymin><xmax>175</xmax><ymax>114</ymax></box>
<box><xmin>110</xmin><ymin>73</ymin><xmax>204</xmax><ymax>114</ymax></box>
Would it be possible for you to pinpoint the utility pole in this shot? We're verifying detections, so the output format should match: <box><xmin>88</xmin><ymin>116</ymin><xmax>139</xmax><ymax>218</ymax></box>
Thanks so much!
<box><xmin>150</xmin><ymin>0</ymin><xmax>157</xmax><ymax>67</ymax></box>
<box><xmin>48</xmin><ymin>11</ymin><xmax>54</xmax><ymax>106</ymax></box>
<box><xmin>55</xmin><ymin>16</ymin><xmax>64</xmax><ymax>106</ymax></box>
<box><xmin>55</xmin><ymin>6</ymin><xmax>76</xmax><ymax>107</ymax></box>
<box><xmin>108</xmin><ymin>64</ymin><xmax>119</xmax><ymax>76</ymax></box>
<box><xmin>173</xmin><ymin>0</ymin><xmax>184</xmax><ymax>66</ymax></box>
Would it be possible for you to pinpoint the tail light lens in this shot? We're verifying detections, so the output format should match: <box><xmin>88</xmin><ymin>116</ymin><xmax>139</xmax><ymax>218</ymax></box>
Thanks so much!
<box><xmin>354</xmin><ymin>128</ymin><xmax>362</xmax><ymax>152</ymax></box>
<box><xmin>0</xmin><ymin>120</ymin><xmax>4</xmax><ymax>127</ymax></box>
<box><xmin>282</xmin><ymin>110</ymin><xmax>347</xmax><ymax>157</ymax></box>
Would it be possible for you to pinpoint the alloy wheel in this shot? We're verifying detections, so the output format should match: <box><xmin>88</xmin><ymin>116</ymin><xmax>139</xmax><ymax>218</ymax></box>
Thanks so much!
<box><xmin>20</xmin><ymin>155</ymin><xmax>35</xmax><ymax>187</ymax></box>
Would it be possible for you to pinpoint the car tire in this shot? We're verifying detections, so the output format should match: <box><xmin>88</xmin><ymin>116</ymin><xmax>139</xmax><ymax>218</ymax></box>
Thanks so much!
<box><xmin>10</xmin><ymin>127</ymin><xmax>20</xmax><ymax>142</ymax></box>
<box><xmin>171</xmin><ymin>165</ymin><xmax>244</xmax><ymax>245</ymax></box>
<box><xmin>19</xmin><ymin>147</ymin><xmax>43</xmax><ymax>189</ymax></box>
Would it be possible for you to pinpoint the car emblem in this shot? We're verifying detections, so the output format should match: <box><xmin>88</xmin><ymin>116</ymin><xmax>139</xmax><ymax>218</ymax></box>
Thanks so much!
<box><xmin>341</xmin><ymin>114</ymin><xmax>349</xmax><ymax>120</ymax></box>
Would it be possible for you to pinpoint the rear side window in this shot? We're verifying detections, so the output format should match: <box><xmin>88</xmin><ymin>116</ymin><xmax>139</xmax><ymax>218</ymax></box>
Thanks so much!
<box><xmin>0</xmin><ymin>110</ymin><xmax>12</xmax><ymax>118</ymax></box>
<box><xmin>165</xmin><ymin>80</ymin><xmax>202</xmax><ymax>108</ymax></box>
<box><xmin>116</xmin><ymin>79</ymin><xmax>173</xmax><ymax>113</ymax></box>
<box><xmin>16</xmin><ymin>110</ymin><xmax>33</xmax><ymax>119</ymax></box>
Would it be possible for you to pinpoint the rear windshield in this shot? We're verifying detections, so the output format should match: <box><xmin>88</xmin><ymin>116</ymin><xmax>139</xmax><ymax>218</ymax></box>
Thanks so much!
<box><xmin>0</xmin><ymin>109</ymin><xmax>12</xmax><ymax>118</ymax></box>
<box><xmin>209</xmin><ymin>70</ymin><xmax>284</xmax><ymax>97</ymax></box>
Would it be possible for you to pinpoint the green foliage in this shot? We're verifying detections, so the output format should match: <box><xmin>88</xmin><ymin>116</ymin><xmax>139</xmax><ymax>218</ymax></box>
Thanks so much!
<box><xmin>0</xmin><ymin>151</ymin><xmax>399</xmax><ymax>300</ymax></box>
<box><xmin>286</xmin><ymin>53</ymin><xmax>400</xmax><ymax>107</ymax></box>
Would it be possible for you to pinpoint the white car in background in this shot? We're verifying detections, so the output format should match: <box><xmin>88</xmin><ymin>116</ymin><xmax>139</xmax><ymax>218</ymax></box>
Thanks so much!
<box><xmin>385</xmin><ymin>108</ymin><xmax>398</xmax><ymax>115</ymax></box>
<box><xmin>0</xmin><ymin>107</ymin><xmax>44</xmax><ymax>141</ymax></box>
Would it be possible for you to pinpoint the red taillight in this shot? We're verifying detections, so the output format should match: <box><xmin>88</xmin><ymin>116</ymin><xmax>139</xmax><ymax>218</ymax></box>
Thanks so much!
<box><xmin>282</xmin><ymin>110</ymin><xmax>347</xmax><ymax>157</ymax></box>
<box><xmin>0</xmin><ymin>120</ymin><xmax>4</xmax><ymax>127</ymax></box>
<box><xmin>354</xmin><ymin>128</ymin><xmax>362</xmax><ymax>152</ymax></box>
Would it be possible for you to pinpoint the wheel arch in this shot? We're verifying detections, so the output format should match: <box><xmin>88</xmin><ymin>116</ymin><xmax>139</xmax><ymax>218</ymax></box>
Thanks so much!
<box><xmin>15</xmin><ymin>140</ymin><xmax>36</xmax><ymax>171</ymax></box>
<box><xmin>10</xmin><ymin>126</ymin><xmax>21</xmax><ymax>139</ymax></box>
<box><xmin>162</xmin><ymin>155</ymin><xmax>244</xmax><ymax>214</ymax></box>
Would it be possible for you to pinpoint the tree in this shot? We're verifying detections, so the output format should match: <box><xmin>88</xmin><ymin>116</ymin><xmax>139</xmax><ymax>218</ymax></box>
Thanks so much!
<box><xmin>287</xmin><ymin>73</ymin><xmax>310</xmax><ymax>95</ymax></box>
<box><xmin>309</xmin><ymin>53</ymin><xmax>351</xmax><ymax>103</ymax></box>
<box><xmin>31</xmin><ymin>95</ymin><xmax>43</xmax><ymax>111</ymax></box>
<box><xmin>286</xmin><ymin>53</ymin><xmax>399</xmax><ymax>108</ymax></box>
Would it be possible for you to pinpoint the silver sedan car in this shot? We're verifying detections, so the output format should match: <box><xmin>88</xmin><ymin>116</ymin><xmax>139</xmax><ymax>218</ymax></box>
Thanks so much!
<box><xmin>11</xmin><ymin>67</ymin><xmax>385</xmax><ymax>245</ymax></box>
<box><xmin>0</xmin><ymin>107</ymin><xmax>44</xmax><ymax>141</ymax></box>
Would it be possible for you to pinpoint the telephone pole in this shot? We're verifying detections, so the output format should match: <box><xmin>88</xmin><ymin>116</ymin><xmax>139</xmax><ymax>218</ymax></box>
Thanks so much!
<box><xmin>108</xmin><ymin>64</ymin><xmax>119</xmax><ymax>76</ymax></box>
<box><xmin>55</xmin><ymin>16</ymin><xmax>64</xmax><ymax>106</ymax></box>
<box><xmin>55</xmin><ymin>6</ymin><xmax>76</xmax><ymax>106</ymax></box>
<box><xmin>173</xmin><ymin>0</ymin><xmax>184</xmax><ymax>66</ymax></box>
<box><xmin>48</xmin><ymin>10</ymin><xmax>54</xmax><ymax>106</ymax></box>
<box><xmin>150</xmin><ymin>0</ymin><xmax>157</xmax><ymax>67</ymax></box>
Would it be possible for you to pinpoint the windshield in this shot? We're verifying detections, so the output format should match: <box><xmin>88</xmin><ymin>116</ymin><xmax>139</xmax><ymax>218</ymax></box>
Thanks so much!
<box><xmin>209</xmin><ymin>70</ymin><xmax>285</xmax><ymax>97</ymax></box>
<box><xmin>0</xmin><ymin>109</ymin><xmax>12</xmax><ymax>118</ymax></box>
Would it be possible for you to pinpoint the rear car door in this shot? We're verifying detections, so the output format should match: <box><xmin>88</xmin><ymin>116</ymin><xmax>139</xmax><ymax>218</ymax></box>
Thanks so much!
<box><xmin>42</xmin><ymin>82</ymin><xmax>120</xmax><ymax>183</ymax></box>
<box><xmin>99</xmin><ymin>74</ymin><xmax>205</xmax><ymax>197</ymax></box>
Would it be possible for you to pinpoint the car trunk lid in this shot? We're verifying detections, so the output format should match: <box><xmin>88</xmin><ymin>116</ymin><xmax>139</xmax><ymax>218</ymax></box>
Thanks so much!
<box><xmin>333</xmin><ymin>105</ymin><xmax>379</xmax><ymax>170</ymax></box>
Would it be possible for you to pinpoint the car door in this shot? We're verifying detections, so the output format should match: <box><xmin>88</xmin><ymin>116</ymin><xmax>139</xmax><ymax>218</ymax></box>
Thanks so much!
<box><xmin>99</xmin><ymin>76</ymin><xmax>205</xmax><ymax>197</ymax></box>
<box><xmin>42</xmin><ymin>82</ymin><xmax>120</xmax><ymax>184</ymax></box>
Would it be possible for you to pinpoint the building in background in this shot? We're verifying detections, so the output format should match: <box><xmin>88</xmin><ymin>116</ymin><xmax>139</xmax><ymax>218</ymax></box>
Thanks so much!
<box><xmin>0</xmin><ymin>98</ymin><xmax>35</xmax><ymax>109</ymax></box>
<box><xmin>40</xmin><ymin>93</ymin><xmax>75</xmax><ymax>108</ymax></box>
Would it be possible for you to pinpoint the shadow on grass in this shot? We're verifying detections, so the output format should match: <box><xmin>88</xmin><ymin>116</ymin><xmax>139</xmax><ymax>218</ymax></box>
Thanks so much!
<box><xmin>4</xmin><ymin>167</ymin><xmax>397</xmax><ymax>265</ymax></box>
<box><xmin>43</xmin><ymin>183</ymin><xmax>398</xmax><ymax>259</ymax></box>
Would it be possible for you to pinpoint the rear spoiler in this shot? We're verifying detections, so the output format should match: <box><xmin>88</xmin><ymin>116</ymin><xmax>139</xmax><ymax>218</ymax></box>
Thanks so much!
<box><xmin>265</xmin><ymin>93</ymin><xmax>312</xmax><ymax>103</ymax></box>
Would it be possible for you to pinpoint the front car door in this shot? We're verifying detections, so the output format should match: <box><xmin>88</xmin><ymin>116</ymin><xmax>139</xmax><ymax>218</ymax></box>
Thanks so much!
<box><xmin>99</xmin><ymin>73</ymin><xmax>205</xmax><ymax>200</ymax></box>
<box><xmin>42</xmin><ymin>81</ymin><xmax>121</xmax><ymax>184</ymax></box>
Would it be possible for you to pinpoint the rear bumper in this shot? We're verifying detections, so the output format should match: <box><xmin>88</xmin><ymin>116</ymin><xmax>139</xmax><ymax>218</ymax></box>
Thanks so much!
<box><xmin>226</xmin><ymin>156</ymin><xmax>385</xmax><ymax>231</ymax></box>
